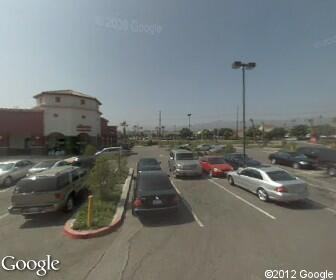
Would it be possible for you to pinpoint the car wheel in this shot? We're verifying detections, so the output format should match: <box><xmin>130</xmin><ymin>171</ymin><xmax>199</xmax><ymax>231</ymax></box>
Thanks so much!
<box><xmin>257</xmin><ymin>188</ymin><xmax>269</xmax><ymax>202</ymax></box>
<box><xmin>293</xmin><ymin>163</ymin><xmax>300</xmax><ymax>169</ymax></box>
<box><xmin>63</xmin><ymin>195</ymin><xmax>74</xmax><ymax>213</ymax></box>
<box><xmin>328</xmin><ymin>167</ymin><xmax>336</xmax><ymax>177</ymax></box>
<box><xmin>228</xmin><ymin>175</ymin><xmax>235</xmax><ymax>186</ymax></box>
<box><xmin>3</xmin><ymin>177</ymin><xmax>13</xmax><ymax>188</ymax></box>
<box><xmin>271</xmin><ymin>158</ymin><xmax>277</xmax><ymax>165</ymax></box>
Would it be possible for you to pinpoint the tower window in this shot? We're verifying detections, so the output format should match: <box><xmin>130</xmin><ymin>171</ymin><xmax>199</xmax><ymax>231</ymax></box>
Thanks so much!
<box><xmin>81</xmin><ymin>99</ymin><xmax>85</xmax><ymax>105</ymax></box>
<box><xmin>55</xmin><ymin>97</ymin><xmax>61</xmax><ymax>103</ymax></box>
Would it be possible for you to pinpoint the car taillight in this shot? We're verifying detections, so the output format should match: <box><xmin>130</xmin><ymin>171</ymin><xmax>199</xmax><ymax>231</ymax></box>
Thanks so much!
<box><xmin>54</xmin><ymin>193</ymin><xmax>64</xmax><ymax>200</ymax></box>
<box><xmin>133</xmin><ymin>198</ymin><xmax>143</xmax><ymax>208</ymax></box>
<box><xmin>275</xmin><ymin>186</ymin><xmax>288</xmax><ymax>193</ymax></box>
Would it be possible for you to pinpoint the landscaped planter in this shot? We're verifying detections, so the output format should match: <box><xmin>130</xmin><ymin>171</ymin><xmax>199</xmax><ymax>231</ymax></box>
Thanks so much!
<box><xmin>63</xmin><ymin>168</ymin><xmax>134</xmax><ymax>239</ymax></box>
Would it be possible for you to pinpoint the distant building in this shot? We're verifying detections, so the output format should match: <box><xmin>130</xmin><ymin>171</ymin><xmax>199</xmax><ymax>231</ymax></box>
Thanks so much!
<box><xmin>0</xmin><ymin>90</ymin><xmax>117</xmax><ymax>155</ymax></box>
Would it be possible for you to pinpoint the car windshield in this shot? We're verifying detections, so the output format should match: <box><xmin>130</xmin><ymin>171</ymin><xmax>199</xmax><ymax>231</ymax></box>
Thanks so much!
<box><xmin>0</xmin><ymin>163</ymin><xmax>14</xmax><ymax>171</ymax></box>
<box><xmin>176</xmin><ymin>153</ymin><xmax>195</xmax><ymax>160</ymax></box>
<box><xmin>208</xmin><ymin>158</ymin><xmax>226</xmax><ymax>164</ymax></box>
<box><xmin>267</xmin><ymin>171</ymin><xmax>296</xmax><ymax>181</ymax></box>
<box><xmin>33</xmin><ymin>161</ymin><xmax>57</xmax><ymax>168</ymax></box>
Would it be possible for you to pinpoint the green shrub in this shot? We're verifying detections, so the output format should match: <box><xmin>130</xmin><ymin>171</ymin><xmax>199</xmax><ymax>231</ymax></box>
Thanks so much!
<box><xmin>224</xmin><ymin>144</ymin><xmax>236</xmax><ymax>153</ymax></box>
<box><xmin>83</xmin><ymin>144</ymin><xmax>97</xmax><ymax>156</ymax></box>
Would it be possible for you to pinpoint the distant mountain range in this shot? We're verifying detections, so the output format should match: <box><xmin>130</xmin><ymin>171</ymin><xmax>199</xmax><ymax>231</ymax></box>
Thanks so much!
<box><xmin>163</xmin><ymin>116</ymin><xmax>336</xmax><ymax>131</ymax></box>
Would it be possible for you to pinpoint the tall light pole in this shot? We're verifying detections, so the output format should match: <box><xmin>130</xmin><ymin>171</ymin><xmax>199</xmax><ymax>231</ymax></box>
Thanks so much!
<box><xmin>187</xmin><ymin>113</ymin><xmax>192</xmax><ymax>130</ymax></box>
<box><xmin>232</xmin><ymin>61</ymin><xmax>256</xmax><ymax>166</ymax></box>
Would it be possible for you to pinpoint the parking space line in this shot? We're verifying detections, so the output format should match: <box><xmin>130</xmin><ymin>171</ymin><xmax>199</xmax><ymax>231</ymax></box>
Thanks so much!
<box><xmin>325</xmin><ymin>208</ymin><xmax>336</xmax><ymax>215</ymax></box>
<box><xmin>208</xmin><ymin>179</ymin><xmax>277</xmax><ymax>220</ymax></box>
<box><xmin>0</xmin><ymin>213</ymin><xmax>9</xmax><ymax>220</ymax></box>
<box><xmin>170</xmin><ymin>180</ymin><xmax>205</xmax><ymax>228</ymax></box>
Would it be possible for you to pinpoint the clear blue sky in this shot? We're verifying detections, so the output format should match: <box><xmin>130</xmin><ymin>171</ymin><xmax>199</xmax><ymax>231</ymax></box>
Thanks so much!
<box><xmin>0</xmin><ymin>0</ymin><xmax>335</xmax><ymax>129</ymax></box>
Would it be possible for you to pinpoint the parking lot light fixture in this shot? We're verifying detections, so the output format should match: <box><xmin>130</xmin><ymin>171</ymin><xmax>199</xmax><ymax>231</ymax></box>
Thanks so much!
<box><xmin>232</xmin><ymin>61</ymin><xmax>256</xmax><ymax>166</ymax></box>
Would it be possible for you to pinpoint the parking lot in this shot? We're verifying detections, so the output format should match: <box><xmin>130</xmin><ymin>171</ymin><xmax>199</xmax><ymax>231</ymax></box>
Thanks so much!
<box><xmin>0</xmin><ymin>146</ymin><xmax>335</xmax><ymax>280</ymax></box>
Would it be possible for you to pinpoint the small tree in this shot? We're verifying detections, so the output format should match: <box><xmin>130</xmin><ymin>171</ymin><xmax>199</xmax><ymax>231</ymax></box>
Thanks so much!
<box><xmin>180</xmin><ymin>128</ymin><xmax>193</xmax><ymax>139</ymax></box>
<box><xmin>87</xmin><ymin>157</ymin><xmax>117</xmax><ymax>201</ymax></box>
<box><xmin>265</xmin><ymin>128</ymin><xmax>287</xmax><ymax>140</ymax></box>
<box><xmin>290</xmin><ymin>125</ymin><xmax>309</xmax><ymax>138</ymax></box>
<box><xmin>83</xmin><ymin>144</ymin><xmax>97</xmax><ymax>156</ymax></box>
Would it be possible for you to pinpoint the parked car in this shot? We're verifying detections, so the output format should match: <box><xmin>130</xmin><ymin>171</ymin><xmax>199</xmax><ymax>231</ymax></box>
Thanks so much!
<box><xmin>63</xmin><ymin>156</ymin><xmax>95</xmax><ymax>170</ymax></box>
<box><xmin>95</xmin><ymin>146</ymin><xmax>131</xmax><ymax>157</ymax></box>
<box><xmin>223</xmin><ymin>153</ymin><xmax>261</xmax><ymax>170</ymax></box>
<box><xmin>27</xmin><ymin>160</ymin><xmax>69</xmax><ymax>176</ymax></box>
<box><xmin>208</xmin><ymin>145</ymin><xmax>225</xmax><ymax>154</ymax></box>
<box><xmin>132</xmin><ymin>170</ymin><xmax>180</xmax><ymax>216</ymax></box>
<box><xmin>176</xmin><ymin>144</ymin><xmax>192</xmax><ymax>151</ymax></box>
<box><xmin>200</xmin><ymin>156</ymin><xmax>233</xmax><ymax>177</ymax></box>
<box><xmin>168</xmin><ymin>149</ymin><xmax>202</xmax><ymax>178</ymax></box>
<box><xmin>227</xmin><ymin>166</ymin><xmax>308</xmax><ymax>202</ymax></box>
<box><xmin>196</xmin><ymin>144</ymin><xmax>212</xmax><ymax>152</ymax></box>
<box><xmin>269</xmin><ymin>151</ymin><xmax>317</xmax><ymax>169</ymax></box>
<box><xmin>0</xmin><ymin>160</ymin><xmax>34</xmax><ymax>187</ymax></box>
<box><xmin>137</xmin><ymin>158</ymin><xmax>162</xmax><ymax>174</ymax></box>
<box><xmin>8</xmin><ymin>166</ymin><xmax>88</xmax><ymax>217</ymax></box>
<box><xmin>296</xmin><ymin>146</ymin><xmax>336</xmax><ymax>176</ymax></box>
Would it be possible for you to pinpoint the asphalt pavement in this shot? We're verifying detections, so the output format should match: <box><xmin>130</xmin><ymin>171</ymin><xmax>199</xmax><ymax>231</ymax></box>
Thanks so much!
<box><xmin>0</xmin><ymin>146</ymin><xmax>335</xmax><ymax>280</ymax></box>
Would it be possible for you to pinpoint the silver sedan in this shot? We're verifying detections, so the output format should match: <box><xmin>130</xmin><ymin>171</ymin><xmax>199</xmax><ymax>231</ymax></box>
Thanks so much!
<box><xmin>227</xmin><ymin>166</ymin><xmax>309</xmax><ymax>202</ymax></box>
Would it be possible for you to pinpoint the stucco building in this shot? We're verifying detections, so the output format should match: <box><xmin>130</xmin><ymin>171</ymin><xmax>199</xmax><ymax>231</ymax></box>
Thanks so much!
<box><xmin>0</xmin><ymin>90</ymin><xmax>117</xmax><ymax>155</ymax></box>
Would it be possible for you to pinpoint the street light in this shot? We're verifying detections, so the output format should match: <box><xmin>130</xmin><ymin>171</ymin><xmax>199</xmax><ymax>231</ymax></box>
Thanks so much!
<box><xmin>187</xmin><ymin>113</ymin><xmax>192</xmax><ymax>130</ymax></box>
<box><xmin>232</xmin><ymin>61</ymin><xmax>256</xmax><ymax>166</ymax></box>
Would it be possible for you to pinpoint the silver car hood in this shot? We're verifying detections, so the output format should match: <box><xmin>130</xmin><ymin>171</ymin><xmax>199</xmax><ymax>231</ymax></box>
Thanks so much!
<box><xmin>0</xmin><ymin>170</ymin><xmax>9</xmax><ymax>177</ymax></box>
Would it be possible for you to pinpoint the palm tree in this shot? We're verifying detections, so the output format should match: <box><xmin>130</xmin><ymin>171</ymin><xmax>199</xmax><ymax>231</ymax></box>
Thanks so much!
<box><xmin>120</xmin><ymin>121</ymin><xmax>128</xmax><ymax>138</ymax></box>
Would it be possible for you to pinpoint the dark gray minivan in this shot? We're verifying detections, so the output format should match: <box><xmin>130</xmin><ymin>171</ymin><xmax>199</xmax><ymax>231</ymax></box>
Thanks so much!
<box><xmin>8</xmin><ymin>166</ymin><xmax>87</xmax><ymax>217</ymax></box>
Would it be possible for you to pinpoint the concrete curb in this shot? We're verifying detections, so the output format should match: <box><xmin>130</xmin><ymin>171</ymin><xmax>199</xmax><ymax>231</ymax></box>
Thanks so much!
<box><xmin>63</xmin><ymin>168</ymin><xmax>134</xmax><ymax>239</ymax></box>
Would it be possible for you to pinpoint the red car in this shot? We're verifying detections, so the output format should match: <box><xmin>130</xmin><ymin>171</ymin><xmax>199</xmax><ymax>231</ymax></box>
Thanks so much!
<box><xmin>200</xmin><ymin>156</ymin><xmax>234</xmax><ymax>177</ymax></box>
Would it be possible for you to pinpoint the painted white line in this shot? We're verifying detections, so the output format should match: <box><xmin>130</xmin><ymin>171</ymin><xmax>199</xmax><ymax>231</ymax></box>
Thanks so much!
<box><xmin>0</xmin><ymin>188</ymin><xmax>11</xmax><ymax>193</ymax></box>
<box><xmin>325</xmin><ymin>208</ymin><xmax>336</xmax><ymax>215</ymax></box>
<box><xmin>170</xmin><ymin>180</ymin><xmax>205</xmax><ymax>228</ymax></box>
<box><xmin>0</xmin><ymin>213</ymin><xmax>9</xmax><ymax>220</ymax></box>
<box><xmin>208</xmin><ymin>179</ymin><xmax>277</xmax><ymax>220</ymax></box>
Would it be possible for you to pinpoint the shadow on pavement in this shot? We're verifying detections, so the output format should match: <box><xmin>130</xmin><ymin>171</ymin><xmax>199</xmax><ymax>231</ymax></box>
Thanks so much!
<box><xmin>137</xmin><ymin>201</ymin><xmax>195</xmax><ymax>228</ymax></box>
<box><xmin>19</xmin><ymin>189</ymin><xmax>89</xmax><ymax>229</ymax></box>
<box><xmin>274</xmin><ymin>199</ymin><xmax>324</xmax><ymax>210</ymax></box>
<box><xmin>20</xmin><ymin>211</ymin><xmax>74</xmax><ymax>229</ymax></box>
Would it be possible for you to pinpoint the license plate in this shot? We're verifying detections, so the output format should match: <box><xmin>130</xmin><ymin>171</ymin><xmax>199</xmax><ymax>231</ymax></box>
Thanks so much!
<box><xmin>153</xmin><ymin>199</ymin><xmax>162</xmax><ymax>205</ymax></box>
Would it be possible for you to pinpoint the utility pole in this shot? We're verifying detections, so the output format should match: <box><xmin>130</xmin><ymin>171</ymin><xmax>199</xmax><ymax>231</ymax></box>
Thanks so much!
<box><xmin>187</xmin><ymin>113</ymin><xmax>192</xmax><ymax>130</ymax></box>
<box><xmin>236</xmin><ymin>106</ymin><xmax>239</xmax><ymax>139</ymax></box>
<box><xmin>158</xmin><ymin>110</ymin><xmax>162</xmax><ymax>138</ymax></box>
<box><xmin>232</xmin><ymin>61</ymin><xmax>256</xmax><ymax>166</ymax></box>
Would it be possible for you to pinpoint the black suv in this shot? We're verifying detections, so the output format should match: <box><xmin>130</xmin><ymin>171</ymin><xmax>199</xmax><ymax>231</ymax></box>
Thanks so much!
<box><xmin>296</xmin><ymin>146</ymin><xmax>336</xmax><ymax>176</ymax></box>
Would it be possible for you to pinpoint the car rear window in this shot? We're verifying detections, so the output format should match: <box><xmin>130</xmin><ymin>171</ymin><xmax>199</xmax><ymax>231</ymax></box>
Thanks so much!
<box><xmin>267</xmin><ymin>171</ymin><xmax>296</xmax><ymax>181</ymax></box>
<box><xmin>138</xmin><ymin>174</ymin><xmax>173</xmax><ymax>191</ymax></box>
<box><xmin>140</xmin><ymin>159</ymin><xmax>159</xmax><ymax>165</ymax></box>
<box><xmin>208</xmin><ymin>158</ymin><xmax>226</xmax><ymax>164</ymax></box>
<box><xmin>176</xmin><ymin>153</ymin><xmax>195</xmax><ymax>160</ymax></box>
<box><xmin>16</xmin><ymin>177</ymin><xmax>58</xmax><ymax>193</ymax></box>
